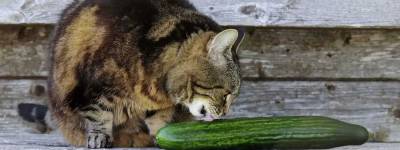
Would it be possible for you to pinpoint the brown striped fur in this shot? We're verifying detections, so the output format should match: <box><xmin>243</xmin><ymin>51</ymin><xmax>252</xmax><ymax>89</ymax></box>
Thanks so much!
<box><xmin>48</xmin><ymin>0</ymin><xmax>244</xmax><ymax>148</ymax></box>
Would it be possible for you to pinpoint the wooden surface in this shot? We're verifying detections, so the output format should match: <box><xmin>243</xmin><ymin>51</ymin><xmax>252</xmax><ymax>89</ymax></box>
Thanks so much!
<box><xmin>0</xmin><ymin>26</ymin><xmax>50</xmax><ymax>77</ymax></box>
<box><xmin>1</xmin><ymin>0</ymin><xmax>400</xmax><ymax>149</ymax></box>
<box><xmin>3</xmin><ymin>26</ymin><xmax>400</xmax><ymax>79</ymax></box>
<box><xmin>240</xmin><ymin>29</ymin><xmax>400</xmax><ymax>79</ymax></box>
<box><xmin>2</xmin><ymin>0</ymin><xmax>400</xmax><ymax>28</ymax></box>
<box><xmin>0</xmin><ymin>115</ymin><xmax>399</xmax><ymax>149</ymax></box>
<box><xmin>0</xmin><ymin>79</ymin><xmax>47</xmax><ymax>117</ymax></box>
<box><xmin>2</xmin><ymin>143</ymin><xmax>399</xmax><ymax>150</ymax></box>
<box><xmin>1</xmin><ymin>25</ymin><xmax>400</xmax><ymax>142</ymax></box>
<box><xmin>1</xmin><ymin>79</ymin><xmax>399</xmax><ymax>142</ymax></box>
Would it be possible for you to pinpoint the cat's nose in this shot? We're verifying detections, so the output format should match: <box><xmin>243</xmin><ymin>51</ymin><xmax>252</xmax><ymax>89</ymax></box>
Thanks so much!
<box><xmin>200</xmin><ymin>105</ymin><xmax>206</xmax><ymax>116</ymax></box>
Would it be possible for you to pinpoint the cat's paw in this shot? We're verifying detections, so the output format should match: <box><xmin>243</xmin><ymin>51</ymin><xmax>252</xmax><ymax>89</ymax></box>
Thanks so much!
<box><xmin>87</xmin><ymin>132</ymin><xmax>112</xmax><ymax>148</ymax></box>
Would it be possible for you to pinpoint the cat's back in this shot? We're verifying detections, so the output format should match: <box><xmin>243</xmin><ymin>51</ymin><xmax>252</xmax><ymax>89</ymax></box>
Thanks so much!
<box><xmin>53</xmin><ymin>0</ymin><xmax>198</xmax><ymax>42</ymax></box>
<box><xmin>51</xmin><ymin>0</ymin><xmax>212</xmax><ymax>67</ymax></box>
<box><xmin>49</xmin><ymin>0</ymin><xmax>219</xmax><ymax>102</ymax></box>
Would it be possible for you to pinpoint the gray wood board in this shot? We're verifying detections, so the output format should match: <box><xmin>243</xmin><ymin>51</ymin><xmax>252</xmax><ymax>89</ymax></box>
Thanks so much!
<box><xmin>239</xmin><ymin>28</ymin><xmax>400</xmax><ymax>79</ymax></box>
<box><xmin>330</xmin><ymin>143</ymin><xmax>400</xmax><ymax>150</ymax></box>
<box><xmin>2</xmin><ymin>26</ymin><xmax>400</xmax><ymax>79</ymax></box>
<box><xmin>1</xmin><ymin>79</ymin><xmax>399</xmax><ymax>142</ymax></box>
<box><xmin>0</xmin><ymin>118</ymin><xmax>399</xmax><ymax>149</ymax></box>
<box><xmin>0</xmin><ymin>119</ymin><xmax>67</xmax><ymax>147</ymax></box>
<box><xmin>2</xmin><ymin>0</ymin><xmax>400</xmax><ymax>28</ymax></box>
<box><xmin>0</xmin><ymin>79</ymin><xmax>48</xmax><ymax>118</ymax></box>
<box><xmin>0</xmin><ymin>26</ymin><xmax>51</xmax><ymax>77</ymax></box>
<box><xmin>0</xmin><ymin>115</ymin><xmax>399</xmax><ymax>150</ymax></box>
<box><xmin>1</xmin><ymin>143</ymin><xmax>399</xmax><ymax>150</ymax></box>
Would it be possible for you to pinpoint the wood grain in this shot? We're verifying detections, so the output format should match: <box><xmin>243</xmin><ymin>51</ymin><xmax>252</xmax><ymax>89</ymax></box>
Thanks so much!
<box><xmin>0</xmin><ymin>26</ymin><xmax>51</xmax><ymax>77</ymax></box>
<box><xmin>2</xmin><ymin>0</ymin><xmax>400</xmax><ymax>28</ymax></box>
<box><xmin>330</xmin><ymin>143</ymin><xmax>400</xmax><ymax>150</ymax></box>
<box><xmin>1</xmin><ymin>113</ymin><xmax>399</xmax><ymax>149</ymax></box>
<box><xmin>0</xmin><ymin>116</ymin><xmax>399</xmax><ymax>149</ymax></box>
<box><xmin>0</xmin><ymin>80</ymin><xmax>48</xmax><ymax>117</ymax></box>
<box><xmin>0</xmin><ymin>143</ymin><xmax>399</xmax><ymax>150</ymax></box>
<box><xmin>1</xmin><ymin>79</ymin><xmax>399</xmax><ymax>142</ymax></box>
<box><xmin>239</xmin><ymin>28</ymin><xmax>400</xmax><ymax>79</ymax></box>
<box><xmin>2</xmin><ymin>26</ymin><xmax>400</xmax><ymax>79</ymax></box>
<box><xmin>0</xmin><ymin>117</ymin><xmax>398</xmax><ymax>150</ymax></box>
<box><xmin>1</xmin><ymin>0</ymin><xmax>400</xmax><ymax>148</ymax></box>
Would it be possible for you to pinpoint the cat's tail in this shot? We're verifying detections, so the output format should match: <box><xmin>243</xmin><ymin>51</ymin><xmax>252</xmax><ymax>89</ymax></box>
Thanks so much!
<box><xmin>17</xmin><ymin>103</ymin><xmax>56</xmax><ymax>133</ymax></box>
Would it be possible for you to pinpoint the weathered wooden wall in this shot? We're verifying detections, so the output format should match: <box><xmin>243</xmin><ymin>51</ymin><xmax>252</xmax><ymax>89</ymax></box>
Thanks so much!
<box><xmin>3</xmin><ymin>0</ymin><xmax>400</xmax><ymax>28</ymax></box>
<box><xmin>1</xmin><ymin>26</ymin><xmax>399</xmax><ymax>143</ymax></box>
<box><xmin>3</xmin><ymin>26</ymin><xmax>400</xmax><ymax>79</ymax></box>
<box><xmin>0</xmin><ymin>0</ymin><xmax>400</xmax><ymax>148</ymax></box>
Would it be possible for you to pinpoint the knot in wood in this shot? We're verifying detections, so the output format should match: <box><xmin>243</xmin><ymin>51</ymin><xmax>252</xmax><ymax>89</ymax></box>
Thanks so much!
<box><xmin>393</xmin><ymin>108</ymin><xmax>400</xmax><ymax>119</ymax></box>
<box><xmin>325</xmin><ymin>83</ymin><xmax>336</xmax><ymax>91</ymax></box>
<box><xmin>240</xmin><ymin>5</ymin><xmax>265</xmax><ymax>19</ymax></box>
<box><xmin>31</xmin><ymin>84</ymin><xmax>46</xmax><ymax>97</ymax></box>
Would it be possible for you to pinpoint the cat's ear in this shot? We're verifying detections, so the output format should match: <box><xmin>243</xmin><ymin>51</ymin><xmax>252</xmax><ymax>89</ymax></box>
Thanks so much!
<box><xmin>208</xmin><ymin>29</ymin><xmax>239</xmax><ymax>55</ymax></box>
<box><xmin>231</xmin><ymin>28</ymin><xmax>245</xmax><ymax>54</ymax></box>
<box><xmin>207</xmin><ymin>29</ymin><xmax>244</xmax><ymax>57</ymax></box>
<box><xmin>207</xmin><ymin>29</ymin><xmax>244</xmax><ymax>65</ymax></box>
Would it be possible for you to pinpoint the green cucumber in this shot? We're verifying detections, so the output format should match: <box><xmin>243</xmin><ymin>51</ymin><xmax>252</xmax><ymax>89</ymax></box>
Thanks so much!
<box><xmin>156</xmin><ymin>116</ymin><xmax>369</xmax><ymax>150</ymax></box>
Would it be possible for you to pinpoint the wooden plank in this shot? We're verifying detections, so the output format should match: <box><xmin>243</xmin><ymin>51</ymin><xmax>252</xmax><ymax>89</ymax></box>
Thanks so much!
<box><xmin>0</xmin><ymin>26</ymin><xmax>51</xmax><ymax>77</ymax></box>
<box><xmin>0</xmin><ymin>79</ymin><xmax>48</xmax><ymax>118</ymax></box>
<box><xmin>0</xmin><ymin>118</ymin><xmax>154</xmax><ymax>149</ymax></box>
<box><xmin>0</xmin><ymin>118</ymin><xmax>399</xmax><ymax>149</ymax></box>
<box><xmin>0</xmin><ymin>145</ymin><xmax>158</xmax><ymax>150</ymax></box>
<box><xmin>239</xmin><ymin>28</ymin><xmax>400</xmax><ymax>79</ymax></box>
<box><xmin>2</xmin><ymin>0</ymin><xmax>400</xmax><ymax>28</ymax></box>
<box><xmin>193</xmin><ymin>0</ymin><xmax>400</xmax><ymax>28</ymax></box>
<box><xmin>330</xmin><ymin>143</ymin><xmax>400</xmax><ymax>150</ymax></box>
<box><xmin>2</xmin><ymin>26</ymin><xmax>400</xmax><ymax>79</ymax></box>
<box><xmin>0</xmin><ymin>143</ymin><xmax>399</xmax><ymax>150</ymax></box>
<box><xmin>1</xmin><ymin>79</ymin><xmax>400</xmax><ymax>142</ymax></box>
<box><xmin>0</xmin><ymin>0</ymin><xmax>72</xmax><ymax>25</ymax></box>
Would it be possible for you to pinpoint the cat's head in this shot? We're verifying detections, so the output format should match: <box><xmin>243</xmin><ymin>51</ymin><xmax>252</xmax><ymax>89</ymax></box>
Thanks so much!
<box><xmin>167</xmin><ymin>29</ymin><xmax>244</xmax><ymax>121</ymax></box>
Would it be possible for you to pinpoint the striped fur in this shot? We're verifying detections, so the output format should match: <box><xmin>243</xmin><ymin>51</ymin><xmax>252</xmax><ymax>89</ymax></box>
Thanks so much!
<box><xmin>48</xmin><ymin>0</ymin><xmax>244</xmax><ymax>148</ymax></box>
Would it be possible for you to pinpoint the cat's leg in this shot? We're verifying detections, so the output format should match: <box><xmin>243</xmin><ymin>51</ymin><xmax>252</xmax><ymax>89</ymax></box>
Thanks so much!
<box><xmin>144</xmin><ymin>107</ymin><xmax>175</xmax><ymax>137</ymax></box>
<box><xmin>145</xmin><ymin>105</ymin><xmax>194</xmax><ymax>138</ymax></box>
<box><xmin>113</xmin><ymin>119</ymin><xmax>153</xmax><ymax>147</ymax></box>
<box><xmin>80</xmin><ymin>101</ymin><xmax>114</xmax><ymax>148</ymax></box>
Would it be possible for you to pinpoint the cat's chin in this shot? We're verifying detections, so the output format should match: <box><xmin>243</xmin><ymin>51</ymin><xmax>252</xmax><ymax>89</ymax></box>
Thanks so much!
<box><xmin>196</xmin><ymin>115</ymin><xmax>217</xmax><ymax>122</ymax></box>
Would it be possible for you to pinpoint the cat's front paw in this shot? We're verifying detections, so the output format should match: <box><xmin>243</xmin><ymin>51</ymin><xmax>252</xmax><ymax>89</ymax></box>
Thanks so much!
<box><xmin>87</xmin><ymin>132</ymin><xmax>112</xmax><ymax>148</ymax></box>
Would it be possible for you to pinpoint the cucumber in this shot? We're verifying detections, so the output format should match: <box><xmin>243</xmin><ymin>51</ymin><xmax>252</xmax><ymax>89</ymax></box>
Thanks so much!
<box><xmin>156</xmin><ymin>116</ymin><xmax>369</xmax><ymax>150</ymax></box>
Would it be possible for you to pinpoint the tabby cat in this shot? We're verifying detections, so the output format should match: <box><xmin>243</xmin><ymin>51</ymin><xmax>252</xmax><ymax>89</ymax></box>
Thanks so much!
<box><xmin>20</xmin><ymin>0</ymin><xmax>244</xmax><ymax>148</ymax></box>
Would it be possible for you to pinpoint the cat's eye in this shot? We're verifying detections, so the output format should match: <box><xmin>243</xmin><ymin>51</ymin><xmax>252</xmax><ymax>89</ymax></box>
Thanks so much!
<box><xmin>193</xmin><ymin>81</ymin><xmax>224</xmax><ymax>90</ymax></box>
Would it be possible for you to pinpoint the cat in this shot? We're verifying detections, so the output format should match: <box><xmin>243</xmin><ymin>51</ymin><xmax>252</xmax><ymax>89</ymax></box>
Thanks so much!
<box><xmin>18</xmin><ymin>0</ymin><xmax>244</xmax><ymax>148</ymax></box>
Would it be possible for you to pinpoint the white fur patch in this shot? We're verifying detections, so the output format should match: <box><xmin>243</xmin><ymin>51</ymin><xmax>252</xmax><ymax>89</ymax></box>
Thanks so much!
<box><xmin>187</xmin><ymin>97</ymin><xmax>209</xmax><ymax>117</ymax></box>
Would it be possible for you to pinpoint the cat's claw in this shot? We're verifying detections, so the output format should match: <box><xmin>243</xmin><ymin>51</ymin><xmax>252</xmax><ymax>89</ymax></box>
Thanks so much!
<box><xmin>87</xmin><ymin>132</ymin><xmax>112</xmax><ymax>148</ymax></box>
